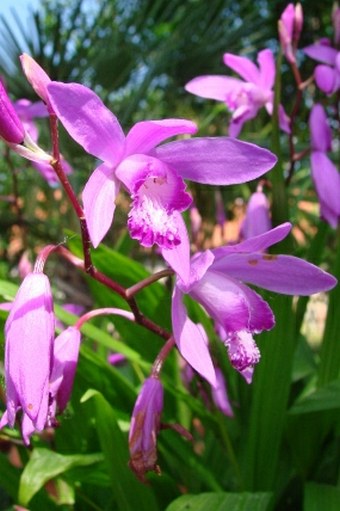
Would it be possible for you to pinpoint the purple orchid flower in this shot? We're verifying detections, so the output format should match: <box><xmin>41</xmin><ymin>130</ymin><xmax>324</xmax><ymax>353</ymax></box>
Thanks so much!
<box><xmin>0</xmin><ymin>272</ymin><xmax>55</xmax><ymax>445</ymax></box>
<box><xmin>172</xmin><ymin>223</ymin><xmax>337</xmax><ymax>385</ymax></box>
<box><xmin>46</xmin><ymin>81</ymin><xmax>277</xmax><ymax>282</ymax></box>
<box><xmin>185</xmin><ymin>49</ymin><xmax>291</xmax><ymax>137</ymax></box>
<box><xmin>304</xmin><ymin>39</ymin><xmax>340</xmax><ymax>95</ymax></box>
<box><xmin>240</xmin><ymin>187</ymin><xmax>272</xmax><ymax>240</ymax></box>
<box><xmin>129</xmin><ymin>376</ymin><xmax>163</xmax><ymax>481</ymax></box>
<box><xmin>304</xmin><ymin>5</ymin><xmax>340</xmax><ymax>96</ymax></box>
<box><xmin>309</xmin><ymin>104</ymin><xmax>340</xmax><ymax>228</ymax></box>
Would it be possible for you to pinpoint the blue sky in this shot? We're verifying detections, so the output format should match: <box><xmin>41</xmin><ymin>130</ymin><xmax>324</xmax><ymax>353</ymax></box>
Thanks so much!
<box><xmin>1</xmin><ymin>0</ymin><xmax>40</xmax><ymax>46</ymax></box>
<box><xmin>1</xmin><ymin>0</ymin><xmax>40</xmax><ymax>20</ymax></box>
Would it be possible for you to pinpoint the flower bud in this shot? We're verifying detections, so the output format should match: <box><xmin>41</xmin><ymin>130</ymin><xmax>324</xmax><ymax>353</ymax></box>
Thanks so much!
<box><xmin>240</xmin><ymin>190</ymin><xmax>272</xmax><ymax>240</ymax></box>
<box><xmin>49</xmin><ymin>326</ymin><xmax>81</xmax><ymax>414</ymax></box>
<box><xmin>0</xmin><ymin>81</ymin><xmax>25</xmax><ymax>143</ymax></box>
<box><xmin>294</xmin><ymin>3</ymin><xmax>304</xmax><ymax>46</ymax></box>
<box><xmin>279</xmin><ymin>3</ymin><xmax>304</xmax><ymax>63</ymax></box>
<box><xmin>0</xmin><ymin>272</ymin><xmax>55</xmax><ymax>444</ymax></box>
<box><xmin>129</xmin><ymin>377</ymin><xmax>163</xmax><ymax>481</ymax></box>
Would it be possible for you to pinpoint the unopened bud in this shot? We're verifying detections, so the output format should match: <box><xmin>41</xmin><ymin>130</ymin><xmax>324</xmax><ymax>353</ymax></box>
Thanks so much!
<box><xmin>0</xmin><ymin>81</ymin><xmax>25</xmax><ymax>143</ymax></box>
<box><xmin>294</xmin><ymin>3</ymin><xmax>304</xmax><ymax>45</ymax></box>
<box><xmin>129</xmin><ymin>377</ymin><xmax>163</xmax><ymax>481</ymax></box>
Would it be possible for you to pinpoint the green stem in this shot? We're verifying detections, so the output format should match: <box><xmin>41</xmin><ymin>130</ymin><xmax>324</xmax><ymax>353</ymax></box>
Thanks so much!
<box><xmin>270</xmin><ymin>50</ymin><xmax>292</xmax><ymax>252</ymax></box>
<box><xmin>295</xmin><ymin>221</ymin><xmax>330</xmax><ymax>334</ymax></box>
<box><xmin>317</xmin><ymin>227</ymin><xmax>340</xmax><ymax>386</ymax></box>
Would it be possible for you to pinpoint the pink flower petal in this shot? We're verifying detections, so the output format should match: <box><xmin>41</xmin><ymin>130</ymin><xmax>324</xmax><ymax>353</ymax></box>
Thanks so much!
<box><xmin>125</xmin><ymin>118</ymin><xmax>197</xmax><ymax>155</ymax></box>
<box><xmin>172</xmin><ymin>286</ymin><xmax>216</xmax><ymax>387</ymax></box>
<box><xmin>82</xmin><ymin>163</ymin><xmax>120</xmax><ymax>248</ymax></box>
<box><xmin>162</xmin><ymin>212</ymin><xmax>191</xmax><ymax>285</ymax></box>
<box><xmin>304</xmin><ymin>43</ymin><xmax>337</xmax><ymax>65</ymax></box>
<box><xmin>185</xmin><ymin>75</ymin><xmax>243</xmax><ymax>102</ymax></box>
<box><xmin>309</xmin><ymin>104</ymin><xmax>332</xmax><ymax>152</ymax></box>
<box><xmin>212</xmin><ymin>252</ymin><xmax>337</xmax><ymax>295</ymax></box>
<box><xmin>223</xmin><ymin>53</ymin><xmax>261</xmax><ymax>85</ymax></box>
<box><xmin>47</xmin><ymin>82</ymin><xmax>125</xmax><ymax>164</ymax></box>
<box><xmin>154</xmin><ymin>137</ymin><xmax>277</xmax><ymax>185</ymax></box>
<box><xmin>311</xmin><ymin>151</ymin><xmax>340</xmax><ymax>228</ymax></box>
<box><xmin>315</xmin><ymin>65</ymin><xmax>337</xmax><ymax>94</ymax></box>
<box><xmin>212</xmin><ymin>223</ymin><xmax>292</xmax><ymax>257</ymax></box>
<box><xmin>257</xmin><ymin>49</ymin><xmax>275</xmax><ymax>90</ymax></box>
<box><xmin>20</xmin><ymin>54</ymin><xmax>52</xmax><ymax>110</ymax></box>
<box><xmin>190</xmin><ymin>271</ymin><xmax>252</xmax><ymax>334</ymax></box>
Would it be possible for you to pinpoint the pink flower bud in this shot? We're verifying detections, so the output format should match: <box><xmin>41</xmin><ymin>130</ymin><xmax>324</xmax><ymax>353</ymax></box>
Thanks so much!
<box><xmin>0</xmin><ymin>272</ymin><xmax>55</xmax><ymax>445</ymax></box>
<box><xmin>49</xmin><ymin>326</ymin><xmax>81</xmax><ymax>413</ymax></box>
<box><xmin>294</xmin><ymin>3</ymin><xmax>304</xmax><ymax>45</ymax></box>
<box><xmin>0</xmin><ymin>81</ymin><xmax>25</xmax><ymax>143</ymax></box>
<box><xmin>279</xmin><ymin>3</ymin><xmax>304</xmax><ymax>63</ymax></box>
<box><xmin>240</xmin><ymin>190</ymin><xmax>272</xmax><ymax>240</ymax></box>
<box><xmin>129</xmin><ymin>377</ymin><xmax>163</xmax><ymax>481</ymax></box>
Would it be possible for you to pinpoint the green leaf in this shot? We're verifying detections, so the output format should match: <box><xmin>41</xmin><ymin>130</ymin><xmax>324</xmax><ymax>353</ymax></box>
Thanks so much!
<box><xmin>0</xmin><ymin>279</ymin><xmax>19</xmax><ymax>301</ymax></box>
<box><xmin>304</xmin><ymin>483</ymin><xmax>340</xmax><ymax>511</ymax></box>
<box><xmin>18</xmin><ymin>448</ymin><xmax>103</xmax><ymax>506</ymax></box>
<box><xmin>165</xmin><ymin>492</ymin><xmax>272</xmax><ymax>511</ymax></box>
<box><xmin>81</xmin><ymin>389</ymin><xmax>159</xmax><ymax>511</ymax></box>
<box><xmin>0</xmin><ymin>452</ymin><xmax>21</xmax><ymax>500</ymax></box>
<box><xmin>318</xmin><ymin>232</ymin><xmax>340</xmax><ymax>386</ymax></box>
<box><xmin>289</xmin><ymin>379</ymin><xmax>340</xmax><ymax>414</ymax></box>
<box><xmin>243</xmin><ymin>295</ymin><xmax>295</xmax><ymax>490</ymax></box>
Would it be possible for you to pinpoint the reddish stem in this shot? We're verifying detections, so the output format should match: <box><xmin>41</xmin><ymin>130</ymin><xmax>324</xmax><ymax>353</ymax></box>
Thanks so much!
<box><xmin>49</xmin><ymin>114</ymin><xmax>94</xmax><ymax>275</ymax></box>
<box><xmin>152</xmin><ymin>336</ymin><xmax>176</xmax><ymax>376</ymax></box>
<box><xmin>56</xmin><ymin>245</ymin><xmax>171</xmax><ymax>341</ymax></box>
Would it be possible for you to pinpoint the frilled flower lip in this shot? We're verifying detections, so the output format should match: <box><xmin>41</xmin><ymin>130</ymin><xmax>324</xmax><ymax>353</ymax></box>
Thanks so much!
<box><xmin>116</xmin><ymin>154</ymin><xmax>192</xmax><ymax>248</ymax></box>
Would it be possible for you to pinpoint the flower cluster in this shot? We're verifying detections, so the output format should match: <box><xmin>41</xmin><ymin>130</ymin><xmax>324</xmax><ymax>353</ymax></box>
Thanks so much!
<box><xmin>0</xmin><ymin>4</ymin><xmax>338</xmax><ymax>484</ymax></box>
